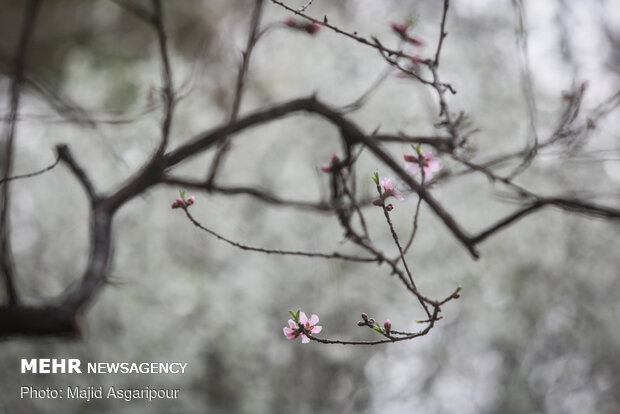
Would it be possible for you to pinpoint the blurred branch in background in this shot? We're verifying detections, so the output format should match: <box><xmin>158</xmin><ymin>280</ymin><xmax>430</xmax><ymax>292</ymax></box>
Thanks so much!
<box><xmin>0</xmin><ymin>0</ymin><xmax>619</xmax><ymax>346</ymax></box>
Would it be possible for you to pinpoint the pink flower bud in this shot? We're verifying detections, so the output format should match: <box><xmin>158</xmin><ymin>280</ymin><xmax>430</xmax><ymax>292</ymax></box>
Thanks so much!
<box><xmin>372</xmin><ymin>198</ymin><xmax>384</xmax><ymax>206</ymax></box>
<box><xmin>384</xmin><ymin>319</ymin><xmax>391</xmax><ymax>334</ymax></box>
<box><xmin>386</xmin><ymin>203</ymin><xmax>394</xmax><ymax>211</ymax></box>
<box><xmin>357</xmin><ymin>321</ymin><xmax>366</xmax><ymax>326</ymax></box>
<box><xmin>368</xmin><ymin>318</ymin><xmax>375</xmax><ymax>325</ymax></box>
<box><xmin>361</xmin><ymin>312</ymin><xmax>369</xmax><ymax>320</ymax></box>
<box><xmin>283</xmin><ymin>17</ymin><xmax>298</xmax><ymax>28</ymax></box>
<box><xmin>171</xmin><ymin>198</ymin><xmax>185</xmax><ymax>209</ymax></box>
<box><xmin>321</xmin><ymin>164</ymin><xmax>332</xmax><ymax>172</ymax></box>
<box><xmin>404</xmin><ymin>153</ymin><xmax>418</xmax><ymax>162</ymax></box>
<box><xmin>186</xmin><ymin>196</ymin><xmax>195</xmax><ymax>205</ymax></box>
<box><xmin>390</xmin><ymin>22</ymin><xmax>409</xmax><ymax>35</ymax></box>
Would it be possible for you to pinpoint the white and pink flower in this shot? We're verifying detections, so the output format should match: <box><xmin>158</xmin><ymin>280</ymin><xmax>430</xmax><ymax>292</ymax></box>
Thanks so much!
<box><xmin>283</xmin><ymin>312</ymin><xmax>322</xmax><ymax>344</ymax></box>
<box><xmin>380</xmin><ymin>177</ymin><xmax>404</xmax><ymax>201</ymax></box>
<box><xmin>404</xmin><ymin>151</ymin><xmax>443</xmax><ymax>180</ymax></box>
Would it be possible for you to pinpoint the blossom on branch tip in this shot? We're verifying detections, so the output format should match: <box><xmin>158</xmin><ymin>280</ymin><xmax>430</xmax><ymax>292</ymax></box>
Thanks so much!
<box><xmin>380</xmin><ymin>178</ymin><xmax>404</xmax><ymax>201</ymax></box>
<box><xmin>390</xmin><ymin>21</ymin><xmax>425</xmax><ymax>46</ymax></box>
<box><xmin>390</xmin><ymin>21</ymin><xmax>410</xmax><ymax>36</ymax></box>
<box><xmin>384</xmin><ymin>319</ymin><xmax>391</xmax><ymax>335</ymax></box>
<box><xmin>404</xmin><ymin>151</ymin><xmax>443</xmax><ymax>180</ymax></box>
<box><xmin>283</xmin><ymin>311</ymin><xmax>322</xmax><ymax>344</ymax></box>
<box><xmin>171</xmin><ymin>194</ymin><xmax>196</xmax><ymax>209</ymax></box>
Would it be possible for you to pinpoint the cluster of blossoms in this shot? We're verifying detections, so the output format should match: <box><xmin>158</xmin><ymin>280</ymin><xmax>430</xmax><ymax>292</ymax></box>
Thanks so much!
<box><xmin>390</xmin><ymin>21</ymin><xmax>425</xmax><ymax>71</ymax></box>
<box><xmin>283</xmin><ymin>311</ymin><xmax>322</xmax><ymax>344</ymax></box>
<box><xmin>171</xmin><ymin>194</ymin><xmax>195</xmax><ymax>209</ymax></box>
<box><xmin>358</xmin><ymin>313</ymin><xmax>392</xmax><ymax>335</ymax></box>
<box><xmin>368</xmin><ymin>148</ymin><xmax>443</xmax><ymax>210</ymax></box>
<box><xmin>282</xmin><ymin>17</ymin><xmax>321</xmax><ymax>35</ymax></box>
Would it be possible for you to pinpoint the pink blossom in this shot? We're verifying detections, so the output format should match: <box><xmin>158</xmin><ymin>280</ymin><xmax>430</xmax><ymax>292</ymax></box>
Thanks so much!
<box><xmin>390</xmin><ymin>22</ymin><xmax>424</xmax><ymax>46</ymax></box>
<box><xmin>404</xmin><ymin>151</ymin><xmax>443</xmax><ymax>180</ymax></box>
<box><xmin>380</xmin><ymin>178</ymin><xmax>404</xmax><ymax>201</ymax></box>
<box><xmin>390</xmin><ymin>22</ymin><xmax>410</xmax><ymax>35</ymax></box>
<box><xmin>283</xmin><ymin>311</ymin><xmax>322</xmax><ymax>344</ymax></box>
<box><xmin>171</xmin><ymin>195</ymin><xmax>195</xmax><ymax>209</ymax></box>
<box><xmin>171</xmin><ymin>197</ymin><xmax>185</xmax><ymax>209</ymax></box>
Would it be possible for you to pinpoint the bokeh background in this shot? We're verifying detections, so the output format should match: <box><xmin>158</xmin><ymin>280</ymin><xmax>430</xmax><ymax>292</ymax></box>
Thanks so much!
<box><xmin>1</xmin><ymin>0</ymin><xmax>619</xmax><ymax>413</ymax></box>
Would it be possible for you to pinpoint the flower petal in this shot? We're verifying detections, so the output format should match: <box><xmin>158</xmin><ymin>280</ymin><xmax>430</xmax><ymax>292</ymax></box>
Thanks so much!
<box><xmin>428</xmin><ymin>158</ymin><xmax>442</xmax><ymax>172</ymax></box>
<box><xmin>405</xmin><ymin>163</ymin><xmax>420</xmax><ymax>175</ymax></box>
<box><xmin>308</xmin><ymin>314</ymin><xmax>320</xmax><ymax>325</ymax></box>
<box><xmin>299</xmin><ymin>312</ymin><xmax>308</xmax><ymax>324</ymax></box>
<box><xmin>288</xmin><ymin>319</ymin><xmax>297</xmax><ymax>329</ymax></box>
<box><xmin>394</xmin><ymin>191</ymin><xmax>404</xmax><ymax>201</ymax></box>
<box><xmin>311</xmin><ymin>325</ymin><xmax>322</xmax><ymax>334</ymax></box>
<box><xmin>301</xmin><ymin>334</ymin><xmax>310</xmax><ymax>344</ymax></box>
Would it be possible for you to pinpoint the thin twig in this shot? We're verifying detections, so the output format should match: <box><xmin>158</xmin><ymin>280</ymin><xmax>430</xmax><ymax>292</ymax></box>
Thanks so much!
<box><xmin>403</xmin><ymin>195</ymin><xmax>423</xmax><ymax>254</ymax></box>
<box><xmin>206</xmin><ymin>0</ymin><xmax>265</xmax><ymax>185</ymax></box>
<box><xmin>0</xmin><ymin>154</ymin><xmax>60</xmax><ymax>184</ymax></box>
<box><xmin>181</xmin><ymin>207</ymin><xmax>378</xmax><ymax>263</ymax></box>
<box><xmin>434</xmin><ymin>0</ymin><xmax>450</xmax><ymax>66</ymax></box>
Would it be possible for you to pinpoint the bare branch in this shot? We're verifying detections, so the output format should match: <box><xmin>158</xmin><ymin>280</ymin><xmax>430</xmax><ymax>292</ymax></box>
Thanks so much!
<box><xmin>152</xmin><ymin>0</ymin><xmax>175</xmax><ymax>154</ymax></box>
<box><xmin>56</xmin><ymin>145</ymin><xmax>100</xmax><ymax>204</ymax></box>
<box><xmin>1</xmin><ymin>0</ymin><xmax>41</xmax><ymax>307</ymax></box>
<box><xmin>180</xmin><ymin>207</ymin><xmax>378</xmax><ymax>263</ymax></box>
<box><xmin>433</xmin><ymin>0</ymin><xmax>450</xmax><ymax>66</ymax></box>
<box><xmin>206</xmin><ymin>0</ymin><xmax>265</xmax><ymax>185</ymax></box>
<box><xmin>0</xmin><ymin>154</ymin><xmax>60</xmax><ymax>184</ymax></box>
<box><xmin>162</xmin><ymin>175</ymin><xmax>335</xmax><ymax>211</ymax></box>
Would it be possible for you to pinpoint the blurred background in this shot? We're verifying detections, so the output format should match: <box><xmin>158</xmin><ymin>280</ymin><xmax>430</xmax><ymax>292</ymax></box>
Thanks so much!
<box><xmin>1</xmin><ymin>0</ymin><xmax>619</xmax><ymax>413</ymax></box>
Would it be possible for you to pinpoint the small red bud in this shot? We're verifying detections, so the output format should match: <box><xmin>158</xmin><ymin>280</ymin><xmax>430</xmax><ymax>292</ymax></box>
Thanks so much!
<box><xmin>368</xmin><ymin>318</ymin><xmax>375</xmax><ymax>325</ymax></box>
<box><xmin>357</xmin><ymin>321</ymin><xmax>366</xmax><ymax>327</ymax></box>
<box><xmin>361</xmin><ymin>312</ymin><xmax>369</xmax><ymax>320</ymax></box>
